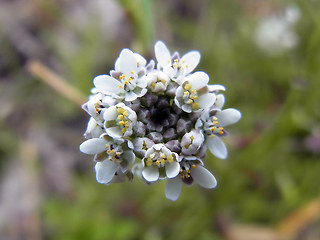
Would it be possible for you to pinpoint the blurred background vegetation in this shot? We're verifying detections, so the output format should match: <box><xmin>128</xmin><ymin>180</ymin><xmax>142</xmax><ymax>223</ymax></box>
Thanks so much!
<box><xmin>0</xmin><ymin>0</ymin><xmax>320</xmax><ymax>239</ymax></box>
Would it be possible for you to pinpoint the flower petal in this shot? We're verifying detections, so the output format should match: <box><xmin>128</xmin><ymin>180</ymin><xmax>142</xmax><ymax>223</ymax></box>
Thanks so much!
<box><xmin>134</xmin><ymin>53</ymin><xmax>147</xmax><ymax>68</ymax></box>
<box><xmin>216</xmin><ymin>108</ymin><xmax>241</xmax><ymax>127</ymax></box>
<box><xmin>93</xmin><ymin>75</ymin><xmax>122</xmax><ymax>94</ymax></box>
<box><xmin>165</xmin><ymin>162</ymin><xmax>180</xmax><ymax>178</ymax></box>
<box><xmin>208</xmin><ymin>84</ymin><xmax>226</xmax><ymax>92</ymax></box>
<box><xmin>106</xmin><ymin>126</ymin><xmax>122</xmax><ymax>139</ymax></box>
<box><xmin>118</xmin><ymin>49</ymin><xmax>138</xmax><ymax>75</ymax></box>
<box><xmin>206</xmin><ymin>136</ymin><xmax>228</xmax><ymax>159</ymax></box>
<box><xmin>198</xmin><ymin>93</ymin><xmax>216</xmax><ymax>110</ymax></box>
<box><xmin>213</xmin><ymin>94</ymin><xmax>225</xmax><ymax>109</ymax></box>
<box><xmin>155</xmin><ymin>41</ymin><xmax>171</xmax><ymax>67</ymax></box>
<box><xmin>103</xmin><ymin>106</ymin><xmax>118</xmax><ymax>121</ymax></box>
<box><xmin>165</xmin><ymin>177</ymin><xmax>182</xmax><ymax>201</ymax></box>
<box><xmin>124</xmin><ymin>91</ymin><xmax>138</xmax><ymax>102</ymax></box>
<box><xmin>181</xmin><ymin>50</ymin><xmax>200</xmax><ymax>74</ymax></box>
<box><xmin>142</xmin><ymin>165</ymin><xmax>159</xmax><ymax>182</ymax></box>
<box><xmin>79</xmin><ymin>138</ymin><xmax>106</xmax><ymax>154</ymax></box>
<box><xmin>122</xmin><ymin>150</ymin><xmax>135</xmax><ymax>164</ymax></box>
<box><xmin>187</xmin><ymin>71</ymin><xmax>209</xmax><ymax>90</ymax></box>
<box><xmin>190</xmin><ymin>165</ymin><xmax>217</xmax><ymax>189</ymax></box>
<box><xmin>95</xmin><ymin>160</ymin><xmax>119</xmax><ymax>184</ymax></box>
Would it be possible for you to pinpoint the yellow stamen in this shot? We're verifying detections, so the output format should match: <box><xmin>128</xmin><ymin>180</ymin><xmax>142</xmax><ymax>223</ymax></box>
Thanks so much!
<box><xmin>184</xmin><ymin>91</ymin><xmax>189</xmax><ymax>96</ymax></box>
<box><xmin>146</xmin><ymin>159</ymin><xmax>153</xmax><ymax>167</ymax></box>
<box><xmin>184</xmin><ymin>83</ymin><xmax>192</xmax><ymax>91</ymax></box>
<box><xmin>167</xmin><ymin>155</ymin><xmax>173</xmax><ymax>163</ymax></box>
<box><xmin>192</xmin><ymin>102</ymin><xmax>200</xmax><ymax>110</ymax></box>
<box><xmin>191</xmin><ymin>89</ymin><xmax>196</xmax><ymax>93</ymax></box>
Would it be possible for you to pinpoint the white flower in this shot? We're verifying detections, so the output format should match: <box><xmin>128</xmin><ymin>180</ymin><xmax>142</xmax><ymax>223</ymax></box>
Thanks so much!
<box><xmin>80</xmin><ymin>41</ymin><xmax>241</xmax><ymax>201</ymax></box>
<box><xmin>84</xmin><ymin>117</ymin><xmax>104</xmax><ymax>139</ymax></box>
<box><xmin>103</xmin><ymin>103</ymin><xmax>137</xmax><ymax>139</ymax></box>
<box><xmin>154</xmin><ymin>40</ymin><xmax>200</xmax><ymax>80</ymax></box>
<box><xmin>254</xmin><ymin>5</ymin><xmax>300</xmax><ymax>54</ymax></box>
<box><xmin>115</xmin><ymin>49</ymin><xmax>147</xmax><ymax>72</ymax></box>
<box><xmin>82</xmin><ymin>93</ymin><xmax>116</xmax><ymax>124</ymax></box>
<box><xmin>133</xmin><ymin>137</ymin><xmax>155</xmax><ymax>159</ymax></box>
<box><xmin>94</xmin><ymin>49</ymin><xmax>148</xmax><ymax>101</ymax></box>
<box><xmin>197</xmin><ymin>108</ymin><xmax>241</xmax><ymax>159</ymax></box>
<box><xmin>165</xmin><ymin>159</ymin><xmax>217</xmax><ymax>201</ymax></box>
<box><xmin>180</xmin><ymin>130</ymin><xmax>204</xmax><ymax>155</ymax></box>
<box><xmin>146</xmin><ymin>71</ymin><xmax>170</xmax><ymax>93</ymax></box>
<box><xmin>141</xmin><ymin>144</ymin><xmax>180</xmax><ymax>182</ymax></box>
<box><xmin>79</xmin><ymin>135</ymin><xmax>135</xmax><ymax>184</ymax></box>
<box><xmin>174</xmin><ymin>71</ymin><xmax>216</xmax><ymax>113</ymax></box>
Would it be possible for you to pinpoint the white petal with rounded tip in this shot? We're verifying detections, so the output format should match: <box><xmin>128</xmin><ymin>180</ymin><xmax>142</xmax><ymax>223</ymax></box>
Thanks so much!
<box><xmin>106</xmin><ymin>126</ymin><xmax>122</xmax><ymax>138</ymax></box>
<box><xmin>208</xmin><ymin>84</ymin><xmax>226</xmax><ymax>92</ymax></box>
<box><xmin>207</xmin><ymin>136</ymin><xmax>228</xmax><ymax>159</ymax></box>
<box><xmin>214</xmin><ymin>94</ymin><xmax>225</xmax><ymax>109</ymax></box>
<box><xmin>165</xmin><ymin>177</ymin><xmax>182</xmax><ymax>201</ymax></box>
<box><xmin>182</xmin><ymin>104</ymin><xmax>192</xmax><ymax>113</ymax></box>
<box><xmin>153</xmin><ymin>143</ymin><xmax>163</xmax><ymax>151</ymax></box>
<box><xmin>142</xmin><ymin>165</ymin><xmax>159</xmax><ymax>182</ymax></box>
<box><xmin>186</xmin><ymin>71</ymin><xmax>209</xmax><ymax>90</ymax></box>
<box><xmin>118</xmin><ymin>49</ymin><xmax>138</xmax><ymax>75</ymax></box>
<box><xmin>165</xmin><ymin>162</ymin><xmax>180</xmax><ymax>178</ymax></box>
<box><xmin>175</xmin><ymin>86</ymin><xmax>184</xmax><ymax>98</ymax></box>
<box><xmin>155</xmin><ymin>41</ymin><xmax>171</xmax><ymax>67</ymax></box>
<box><xmin>124</xmin><ymin>91</ymin><xmax>137</xmax><ymax>101</ymax></box>
<box><xmin>190</xmin><ymin>165</ymin><xmax>217</xmax><ymax>189</ymax></box>
<box><xmin>134</xmin><ymin>53</ymin><xmax>147</xmax><ymax>68</ymax></box>
<box><xmin>79</xmin><ymin>138</ymin><xmax>106</xmax><ymax>154</ymax></box>
<box><xmin>93</xmin><ymin>75</ymin><xmax>122</xmax><ymax>94</ymax></box>
<box><xmin>198</xmin><ymin>93</ymin><xmax>216</xmax><ymax>110</ymax></box>
<box><xmin>103</xmin><ymin>106</ymin><xmax>118</xmax><ymax>121</ymax></box>
<box><xmin>216</xmin><ymin>108</ymin><xmax>241</xmax><ymax>127</ymax></box>
<box><xmin>95</xmin><ymin>160</ymin><xmax>119</xmax><ymax>184</ymax></box>
<box><xmin>181</xmin><ymin>51</ymin><xmax>200</xmax><ymax>74</ymax></box>
<box><xmin>162</xmin><ymin>146</ymin><xmax>171</xmax><ymax>155</ymax></box>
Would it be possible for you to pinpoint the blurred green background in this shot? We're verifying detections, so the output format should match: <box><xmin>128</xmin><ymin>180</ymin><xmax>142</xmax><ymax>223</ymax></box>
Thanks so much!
<box><xmin>1</xmin><ymin>0</ymin><xmax>320</xmax><ymax>239</ymax></box>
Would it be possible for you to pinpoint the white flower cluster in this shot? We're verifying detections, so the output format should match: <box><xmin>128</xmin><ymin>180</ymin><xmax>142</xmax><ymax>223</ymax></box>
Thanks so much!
<box><xmin>80</xmin><ymin>41</ymin><xmax>241</xmax><ymax>201</ymax></box>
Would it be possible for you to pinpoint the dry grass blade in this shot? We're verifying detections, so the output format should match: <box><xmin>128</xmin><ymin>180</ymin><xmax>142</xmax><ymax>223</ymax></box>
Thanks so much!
<box><xmin>27</xmin><ymin>60</ymin><xmax>87</xmax><ymax>107</ymax></box>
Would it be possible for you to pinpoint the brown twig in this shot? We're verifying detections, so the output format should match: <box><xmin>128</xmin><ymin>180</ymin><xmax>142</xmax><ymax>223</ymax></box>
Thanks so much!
<box><xmin>277</xmin><ymin>197</ymin><xmax>320</xmax><ymax>239</ymax></box>
<box><xmin>27</xmin><ymin>60</ymin><xmax>87</xmax><ymax>107</ymax></box>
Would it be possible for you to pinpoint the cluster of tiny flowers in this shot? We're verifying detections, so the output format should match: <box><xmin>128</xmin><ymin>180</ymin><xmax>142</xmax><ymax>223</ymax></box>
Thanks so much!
<box><xmin>80</xmin><ymin>41</ymin><xmax>241</xmax><ymax>201</ymax></box>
